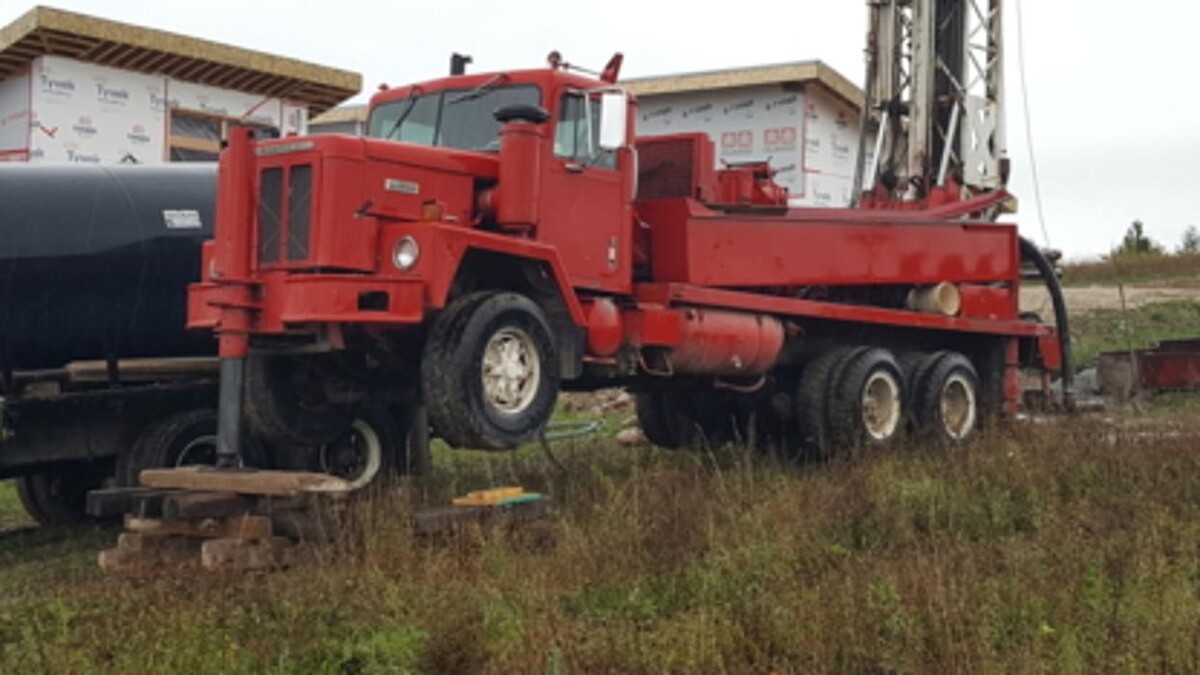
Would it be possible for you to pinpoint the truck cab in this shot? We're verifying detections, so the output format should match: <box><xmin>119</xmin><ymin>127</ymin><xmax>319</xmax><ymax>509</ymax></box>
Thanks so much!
<box><xmin>366</xmin><ymin>68</ymin><xmax>636</xmax><ymax>293</ymax></box>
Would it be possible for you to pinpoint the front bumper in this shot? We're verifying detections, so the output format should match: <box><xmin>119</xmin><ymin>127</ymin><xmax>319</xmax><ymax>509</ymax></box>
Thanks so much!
<box><xmin>188</xmin><ymin>274</ymin><xmax>427</xmax><ymax>333</ymax></box>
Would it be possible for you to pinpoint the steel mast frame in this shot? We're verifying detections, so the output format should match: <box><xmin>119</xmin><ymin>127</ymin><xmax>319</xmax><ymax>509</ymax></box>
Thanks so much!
<box><xmin>853</xmin><ymin>0</ymin><xmax>1007</xmax><ymax>204</ymax></box>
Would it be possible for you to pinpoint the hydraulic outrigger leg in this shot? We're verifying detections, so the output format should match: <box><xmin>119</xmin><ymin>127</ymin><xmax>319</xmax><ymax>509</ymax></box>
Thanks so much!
<box><xmin>211</xmin><ymin>127</ymin><xmax>258</xmax><ymax>470</ymax></box>
<box><xmin>215</xmin><ymin>356</ymin><xmax>244</xmax><ymax>469</ymax></box>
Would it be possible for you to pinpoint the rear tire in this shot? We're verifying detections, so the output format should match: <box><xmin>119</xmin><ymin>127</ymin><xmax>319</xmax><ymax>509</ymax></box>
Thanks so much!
<box><xmin>422</xmin><ymin>292</ymin><xmax>559</xmax><ymax>450</ymax></box>
<box><xmin>795</xmin><ymin>347</ymin><xmax>863</xmax><ymax>460</ymax></box>
<box><xmin>244</xmin><ymin>355</ymin><xmax>354</xmax><ymax>446</ymax></box>
<box><xmin>16</xmin><ymin>462</ymin><xmax>109</xmax><ymax>526</ymax></box>
<box><xmin>317</xmin><ymin>403</ymin><xmax>407</xmax><ymax>490</ymax></box>
<box><xmin>116</xmin><ymin>409</ymin><xmax>265</xmax><ymax>487</ymax></box>
<box><xmin>635</xmin><ymin>390</ymin><xmax>689</xmax><ymax>450</ymax></box>
<box><xmin>912</xmin><ymin>351</ymin><xmax>980</xmax><ymax>444</ymax></box>
<box><xmin>635</xmin><ymin>387</ymin><xmax>748</xmax><ymax>451</ymax></box>
<box><xmin>826</xmin><ymin>348</ymin><xmax>906</xmax><ymax>452</ymax></box>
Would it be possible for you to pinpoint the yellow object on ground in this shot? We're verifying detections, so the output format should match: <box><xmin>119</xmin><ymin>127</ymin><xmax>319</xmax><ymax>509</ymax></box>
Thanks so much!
<box><xmin>452</xmin><ymin>486</ymin><xmax>526</xmax><ymax>506</ymax></box>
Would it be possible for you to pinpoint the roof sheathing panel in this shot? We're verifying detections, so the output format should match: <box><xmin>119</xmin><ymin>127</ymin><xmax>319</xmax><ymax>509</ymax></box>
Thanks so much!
<box><xmin>0</xmin><ymin>6</ymin><xmax>361</xmax><ymax>113</ymax></box>
<box><xmin>622</xmin><ymin>60</ymin><xmax>863</xmax><ymax>110</ymax></box>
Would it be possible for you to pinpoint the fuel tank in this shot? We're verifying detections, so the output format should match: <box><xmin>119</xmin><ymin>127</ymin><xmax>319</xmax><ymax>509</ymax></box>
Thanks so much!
<box><xmin>668</xmin><ymin>309</ymin><xmax>785</xmax><ymax>376</ymax></box>
<box><xmin>0</xmin><ymin>163</ymin><xmax>217</xmax><ymax>371</ymax></box>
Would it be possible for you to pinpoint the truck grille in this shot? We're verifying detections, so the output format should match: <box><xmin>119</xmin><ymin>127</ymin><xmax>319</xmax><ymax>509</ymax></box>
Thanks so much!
<box><xmin>257</xmin><ymin>164</ymin><xmax>312</xmax><ymax>264</ymax></box>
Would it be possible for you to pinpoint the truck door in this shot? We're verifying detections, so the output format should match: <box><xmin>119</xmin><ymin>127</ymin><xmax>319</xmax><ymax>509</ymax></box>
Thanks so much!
<box><xmin>538</xmin><ymin>91</ymin><xmax>631</xmax><ymax>293</ymax></box>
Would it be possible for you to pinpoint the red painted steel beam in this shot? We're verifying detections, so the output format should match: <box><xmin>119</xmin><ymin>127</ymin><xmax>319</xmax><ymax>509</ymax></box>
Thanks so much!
<box><xmin>635</xmin><ymin>283</ymin><xmax>1050</xmax><ymax>338</ymax></box>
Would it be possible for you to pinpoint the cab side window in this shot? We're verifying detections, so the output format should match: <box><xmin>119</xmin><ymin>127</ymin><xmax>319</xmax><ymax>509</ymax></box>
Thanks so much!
<box><xmin>554</xmin><ymin>93</ymin><xmax>616</xmax><ymax>170</ymax></box>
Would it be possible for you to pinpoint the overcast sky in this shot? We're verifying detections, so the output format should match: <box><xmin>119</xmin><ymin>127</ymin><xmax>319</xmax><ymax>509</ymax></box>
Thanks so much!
<box><xmin>8</xmin><ymin>0</ymin><xmax>1197</xmax><ymax>259</ymax></box>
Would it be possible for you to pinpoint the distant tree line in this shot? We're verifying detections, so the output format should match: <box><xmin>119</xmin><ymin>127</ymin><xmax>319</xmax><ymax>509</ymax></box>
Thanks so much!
<box><xmin>1111</xmin><ymin>220</ymin><xmax>1199</xmax><ymax>258</ymax></box>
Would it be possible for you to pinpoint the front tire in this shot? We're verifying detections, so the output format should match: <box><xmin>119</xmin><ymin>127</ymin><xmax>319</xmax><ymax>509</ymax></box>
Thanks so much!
<box><xmin>115</xmin><ymin>408</ymin><xmax>265</xmax><ymax>487</ymax></box>
<box><xmin>422</xmin><ymin>292</ymin><xmax>559</xmax><ymax>450</ymax></box>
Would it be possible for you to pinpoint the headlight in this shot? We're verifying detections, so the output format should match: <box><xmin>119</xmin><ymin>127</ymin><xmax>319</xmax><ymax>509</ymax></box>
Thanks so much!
<box><xmin>392</xmin><ymin>236</ymin><xmax>420</xmax><ymax>271</ymax></box>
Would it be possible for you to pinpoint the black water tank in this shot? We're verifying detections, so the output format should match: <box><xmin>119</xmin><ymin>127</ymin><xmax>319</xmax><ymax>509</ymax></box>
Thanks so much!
<box><xmin>0</xmin><ymin>163</ymin><xmax>217</xmax><ymax>371</ymax></box>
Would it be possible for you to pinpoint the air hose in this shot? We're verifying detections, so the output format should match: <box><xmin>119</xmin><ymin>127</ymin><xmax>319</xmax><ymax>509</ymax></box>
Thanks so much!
<box><xmin>1019</xmin><ymin>236</ymin><xmax>1075</xmax><ymax>410</ymax></box>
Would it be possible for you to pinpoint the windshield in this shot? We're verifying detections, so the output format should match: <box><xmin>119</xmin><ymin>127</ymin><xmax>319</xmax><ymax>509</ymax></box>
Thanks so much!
<box><xmin>367</xmin><ymin>85</ymin><xmax>541</xmax><ymax>152</ymax></box>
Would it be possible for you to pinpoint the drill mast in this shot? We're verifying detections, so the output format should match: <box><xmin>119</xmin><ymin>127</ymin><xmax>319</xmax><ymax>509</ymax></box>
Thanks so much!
<box><xmin>854</xmin><ymin>0</ymin><xmax>1008</xmax><ymax>205</ymax></box>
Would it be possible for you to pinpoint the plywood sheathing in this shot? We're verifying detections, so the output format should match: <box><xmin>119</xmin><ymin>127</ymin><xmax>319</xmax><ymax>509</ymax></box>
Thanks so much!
<box><xmin>622</xmin><ymin>60</ymin><xmax>864</xmax><ymax>110</ymax></box>
<box><xmin>310</xmin><ymin>103</ymin><xmax>368</xmax><ymax>125</ymax></box>
<box><xmin>0</xmin><ymin>6</ymin><xmax>361</xmax><ymax>113</ymax></box>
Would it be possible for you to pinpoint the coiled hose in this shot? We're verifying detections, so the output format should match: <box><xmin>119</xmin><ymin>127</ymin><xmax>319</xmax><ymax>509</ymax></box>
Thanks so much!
<box><xmin>1019</xmin><ymin>236</ymin><xmax>1075</xmax><ymax>410</ymax></box>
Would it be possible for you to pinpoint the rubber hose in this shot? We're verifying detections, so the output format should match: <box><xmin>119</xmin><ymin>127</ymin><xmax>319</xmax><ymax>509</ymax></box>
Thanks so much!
<box><xmin>1019</xmin><ymin>237</ymin><xmax>1075</xmax><ymax>410</ymax></box>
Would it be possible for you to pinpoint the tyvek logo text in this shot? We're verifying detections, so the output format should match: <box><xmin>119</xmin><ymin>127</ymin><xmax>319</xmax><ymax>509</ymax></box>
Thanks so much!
<box><xmin>97</xmin><ymin>84</ymin><xmax>131</xmax><ymax>105</ymax></box>
<box><xmin>39</xmin><ymin>75</ymin><xmax>75</xmax><ymax>95</ymax></box>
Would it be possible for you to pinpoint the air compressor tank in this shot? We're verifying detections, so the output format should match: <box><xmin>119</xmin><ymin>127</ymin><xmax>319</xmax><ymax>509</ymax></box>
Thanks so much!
<box><xmin>0</xmin><ymin>163</ymin><xmax>217</xmax><ymax>372</ymax></box>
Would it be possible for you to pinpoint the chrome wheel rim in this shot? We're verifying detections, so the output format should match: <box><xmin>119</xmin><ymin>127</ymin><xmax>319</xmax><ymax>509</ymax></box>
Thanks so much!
<box><xmin>481</xmin><ymin>327</ymin><xmax>541</xmax><ymax>414</ymax></box>
<box><xmin>176</xmin><ymin>435</ymin><xmax>218</xmax><ymax>467</ymax></box>
<box><xmin>320</xmin><ymin>418</ymin><xmax>383</xmax><ymax>490</ymax></box>
<box><xmin>862</xmin><ymin>370</ymin><xmax>902</xmax><ymax>441</ymax></box>
<box><xmin>940</xmin><ymin>373</ymin><xmax>977</xmax><ymax>440</ymax></box>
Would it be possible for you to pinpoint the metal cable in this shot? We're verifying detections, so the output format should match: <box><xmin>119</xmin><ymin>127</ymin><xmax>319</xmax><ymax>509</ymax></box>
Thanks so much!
<box><xmin>1015</xmin><ymin>0</ymin><xmax>1053</xmax><ymax>248</ymax></box>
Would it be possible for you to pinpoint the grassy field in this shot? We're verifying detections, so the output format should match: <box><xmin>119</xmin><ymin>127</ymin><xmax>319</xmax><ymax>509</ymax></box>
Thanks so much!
<box><xmin>1061</xmin><ymin>252</ymin><xmax>1200</xmax><ymax>288</ymax></box>
<box><xmin>4</xmin><ymin>413</ymin><xmax>1200</xmax><ymax>673</ymax></box>
<box><xmin>3</xmin><ymin>261</ymin><xmax>1199</xmax><ymax>673</ymax></box>
<box><xmin>1069</xmin><ymin>299</ymin><xmax>1200</xmax><ymax>368</ymax></box>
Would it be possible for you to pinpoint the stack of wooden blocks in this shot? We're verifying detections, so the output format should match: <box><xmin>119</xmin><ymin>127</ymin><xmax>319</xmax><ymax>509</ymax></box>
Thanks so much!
<box><xmin>87</xmin><ymin>467</ymin><xmax>353</xmax><ymax>575</ymax></box>
<box><xmin>87</xmin><ymin>472</ymin><xmax>556</xmax><ymax>574</ymax></box>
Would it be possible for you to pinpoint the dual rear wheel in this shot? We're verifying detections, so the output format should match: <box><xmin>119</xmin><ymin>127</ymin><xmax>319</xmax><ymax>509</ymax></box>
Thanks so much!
<box><xmin>636</xmin><ymin>346</ymin><xmax>983</xmax><ymax>458</ymax></box>
<box><xmin>800</xmin><ymin>347</ymin><xmax>981</xmax><ymax>457</ymax></box>
<box><xmin>797</xmin><ymin>347</ymin><xmax>907</xmax><ymax>459</ymax></box>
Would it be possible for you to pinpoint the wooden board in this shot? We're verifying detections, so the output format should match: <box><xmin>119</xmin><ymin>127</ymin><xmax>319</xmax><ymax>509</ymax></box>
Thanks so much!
<box><xmin>87</xmin><ymin>487</ymin><xmax>181</xmax><ymax>518</ymax></box>
<box><xmin>98</xmin><ymin>541</ymin><xmax>202</xmax><ymax>574</ymax></box>
<box><xmin>201</xmin><ymin>537</ymin><xmax>293</xmax><ymax>572</ymax></box>
<box><xmin>124</xmin><ymin>514</ymin><xmax>272</xmax><ymax>540</ymax></box>
<box><xmin>139</xmin><ymin>467</ymin><xmax>352</xmax><ymax>497</ymax></box>
<box><xmin>161</xmin><ymin>492</ymin><xmax>254</xmax><ymax>520</ymax></box>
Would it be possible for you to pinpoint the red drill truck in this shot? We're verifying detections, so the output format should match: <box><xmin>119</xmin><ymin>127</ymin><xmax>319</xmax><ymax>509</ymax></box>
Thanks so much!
<box><xmin>189</xmin><ymin>34</ymin><xmax>1069</xmax><ymax>466</ymax></box>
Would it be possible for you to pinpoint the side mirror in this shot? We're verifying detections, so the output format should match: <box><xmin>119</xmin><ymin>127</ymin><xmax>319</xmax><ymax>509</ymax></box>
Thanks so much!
<box><xmin>597</xmin><ymin>91</ymin><xmax>628</xmax><ymax>151</ymax></box>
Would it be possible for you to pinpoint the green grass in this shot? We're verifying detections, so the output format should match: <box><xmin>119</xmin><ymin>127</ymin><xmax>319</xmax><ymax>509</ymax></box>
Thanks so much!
<box><xmin>5</xmin><ymin>417</ymin><xmax>1200</xmax><ymax>672</ymax></box>
<box><xmin>1069</xmin><ymin>299</ymin><xmax>1200</xmax><ymax>368</ymax></box>
<box><xmin>1062</xmin><ymin>252</ymin><xmax>1200</xmax><ymax>287</ymax></box>
<box><xmin>0</xmin><ymin>480</ymin><xmax>27</xmax><ymax>528</ymax></box>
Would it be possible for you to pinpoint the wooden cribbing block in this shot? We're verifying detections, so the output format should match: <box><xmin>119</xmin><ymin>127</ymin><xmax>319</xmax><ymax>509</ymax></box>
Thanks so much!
<box><xmin>98</xmin><ymin>540</ymin><xmax>201</xmax><ymax>574</ymax></box>
<box><xmin>162</xmin><ymin>491</ymin><xmax>255</xmax><ymax>520</ymax></box>
<box><xmin>87</xmin><ymin>487</ymin><xmax>181</xmax><ymax>519</ymax></box>
<box><xmin>139</xmin><ymin>467</ymin><xmax>352</xmax><ymax>497</ymax></box>
<box><xmin>117</xmin><ymin>533</ymin><xmax>203</xmax><ymax>555</ymax></box>
<box><xmin>201</xmin><ymin>537</ymin><xmax>293</xmax><ymax>572</ymax></box>
<box><xmin>124</xmin><ymin>514</ymin><xmax>273</xmax><ymax>540</ymax></box>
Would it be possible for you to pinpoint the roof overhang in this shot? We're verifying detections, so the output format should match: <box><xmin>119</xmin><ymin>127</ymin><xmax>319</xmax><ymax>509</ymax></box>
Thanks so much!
<box><xmin>622</xmin><ymin>60</ymin><xmax>864</xmax><ymax>110</ymax></box>
<box><xmin>311</xmin><ymin>103</ymin><xmax>368</xmax><ymax>126</ymax></box>
<box><xmin>309</xmin><ymin>60</ymin><xmax>867</xmax><ymax>127</ymax></box>
<box><xmin>0</xmin><ymin>6</ymin><xmax>361</xmax><ymax>114</ymax></box>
